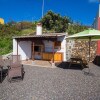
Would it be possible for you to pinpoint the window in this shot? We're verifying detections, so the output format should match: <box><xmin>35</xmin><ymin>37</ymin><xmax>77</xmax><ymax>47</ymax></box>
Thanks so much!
<box><xmin>34</xmin><ymin>46</ymin><xmax>41</xmax><ymax>52</ymax></box>
<box><xmin>54</xmin><ymin>41</ymin><xmax>61</xmax><ymax>49</ymax></box>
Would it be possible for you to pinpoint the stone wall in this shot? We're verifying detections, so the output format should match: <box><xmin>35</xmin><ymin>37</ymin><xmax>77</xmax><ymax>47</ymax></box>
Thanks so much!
<box><xmin>67</xmin><ymin>40</ymin><xmax>97</xmax><ymax>63</ymax></box>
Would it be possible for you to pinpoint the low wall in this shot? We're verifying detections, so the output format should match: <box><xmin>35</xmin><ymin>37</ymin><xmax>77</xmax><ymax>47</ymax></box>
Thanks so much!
<box><xmin>71</xmin><ymin>40</ymin><xmax>97</xmax><ymax>62</ymax></box>
<box><xmin>66</xmin><ymin>40</ymin><xmax>97</xmax><ymax>63</ymax></box>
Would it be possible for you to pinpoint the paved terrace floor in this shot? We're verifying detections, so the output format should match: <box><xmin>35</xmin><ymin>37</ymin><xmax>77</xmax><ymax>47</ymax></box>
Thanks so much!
<box><xmin>0</xmin><ymin>63</ymin><xmax>100</xmax><ymax>100</ymax></box>
<box><xmin>22</xmin><ymin>60</ymin><xmax>53</xmax><ymax>68</ymax></box>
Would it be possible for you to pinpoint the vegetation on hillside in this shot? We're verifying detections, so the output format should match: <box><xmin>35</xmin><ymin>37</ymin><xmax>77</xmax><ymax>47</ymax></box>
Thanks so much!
<box><xmin>0</xmin><ymin>21</ymin><xmax>36</xmax><ymax>55</ymax></box>
<box><xmin>0</xmin><ymin>11</ymin><xmax>88</xmax><ymax>55</ymax></box>
<box><xmin>41</xmin><ymin>11</ymin><xmax>88</xmax><ymax>34</ymax></box>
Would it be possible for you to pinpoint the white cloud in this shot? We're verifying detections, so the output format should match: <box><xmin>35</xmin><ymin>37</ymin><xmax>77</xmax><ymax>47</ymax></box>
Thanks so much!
<box><xmin>89</xmin><ymin>0</ymin><xmax>99</xmax><ymax>3</ymax></box>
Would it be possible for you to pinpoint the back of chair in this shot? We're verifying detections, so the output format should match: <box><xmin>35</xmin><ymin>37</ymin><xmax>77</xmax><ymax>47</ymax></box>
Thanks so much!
<box><xmin>10</xmin><ymin>55</ymin><xmax>21</xmax><ymax>68</ymax></box>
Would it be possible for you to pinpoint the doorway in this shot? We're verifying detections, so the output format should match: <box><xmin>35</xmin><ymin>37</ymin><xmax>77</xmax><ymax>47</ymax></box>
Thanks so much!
<box><xmin>34</xmin><ymin>45</ymin><xmax>43</xmax><ymax>60</ymax></box>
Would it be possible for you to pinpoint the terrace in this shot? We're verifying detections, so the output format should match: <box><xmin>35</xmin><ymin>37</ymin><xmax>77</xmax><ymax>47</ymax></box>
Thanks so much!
<box><xmin>0</xmin><ymin>62</ymin><xmax>100</xmax><ymax>100</ymax></box>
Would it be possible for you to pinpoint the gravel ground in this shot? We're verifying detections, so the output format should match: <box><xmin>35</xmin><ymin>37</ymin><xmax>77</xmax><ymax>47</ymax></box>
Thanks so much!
<box><xmin>0</xmin><ymin>63</ymin><xmax>100</xmax><ymax>100</ymax></box>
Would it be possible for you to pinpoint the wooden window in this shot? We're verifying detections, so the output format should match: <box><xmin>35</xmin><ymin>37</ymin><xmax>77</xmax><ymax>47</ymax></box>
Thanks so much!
<box><xmin>34</xmin><ymin>45</ymin><xmax>43</xmax><ymax>52</ymax></box>
<box><xmin>34</xmin><ymin>46</ymin><xmax>41</xmax><ymax>52</ymax></box>
<box><xmin>54</xmin><ymin>41</ymin><xmax>61</xmax><ymax>49</ymax></box>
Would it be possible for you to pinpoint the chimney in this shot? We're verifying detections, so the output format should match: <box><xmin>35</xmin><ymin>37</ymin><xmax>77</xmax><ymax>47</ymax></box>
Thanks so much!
<box><xmin>36</xmin><ymin>23</ymin><xmax>42</xmax><ymax>35</ymax></box>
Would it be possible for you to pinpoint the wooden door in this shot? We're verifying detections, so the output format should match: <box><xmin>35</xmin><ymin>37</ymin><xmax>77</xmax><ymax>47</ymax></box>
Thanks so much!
<box><xmin>43</xmin><ymin>52</ymin><xmax>62</xmax><ymax>61</ymax></box>
<box><xmin>54</xmin><ymin>53</ymin><xmax>62</xmax><ymax>61</ymax></box>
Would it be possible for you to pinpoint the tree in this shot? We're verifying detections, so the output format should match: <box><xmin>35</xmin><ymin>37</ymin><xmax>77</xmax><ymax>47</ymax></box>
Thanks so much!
<box><xmin>67</xmin><ymin>23</ymin><xmax>88</xmax><ymax>35</ymax></box>
<box><xmin>41</xmin><ymin>11</ymin><xmax>88</xmax><ymax>34</ymax></box>
<box><xmin>41</xmin><ymin>10</ymin><xmax>71</xmax><ymax>33</ymax></box>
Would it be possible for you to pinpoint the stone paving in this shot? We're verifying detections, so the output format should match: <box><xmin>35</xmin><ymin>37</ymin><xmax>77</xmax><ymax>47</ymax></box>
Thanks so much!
<box><xmin>0</xmin><ymin>63</ymin><xmax>100</xmax><ymax>100</ymax></box>
<box><xmin>22</xmin><ymin>60</ymin><xmax>52</xmax><ymax>68</ymax></box>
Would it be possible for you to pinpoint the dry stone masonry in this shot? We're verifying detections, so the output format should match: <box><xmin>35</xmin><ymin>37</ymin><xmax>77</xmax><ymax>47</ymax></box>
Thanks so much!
<box><xmin>67</xmin><ymin>40</ymin><xmax>97</xmax><ymax>63</ymax></box>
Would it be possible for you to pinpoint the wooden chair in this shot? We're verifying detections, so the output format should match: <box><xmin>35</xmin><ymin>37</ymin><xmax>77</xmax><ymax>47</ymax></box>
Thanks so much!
<box><xmin>7</xmin><ymin>55</ymin><xmax>24</xmax><ymax>82</ymax></box>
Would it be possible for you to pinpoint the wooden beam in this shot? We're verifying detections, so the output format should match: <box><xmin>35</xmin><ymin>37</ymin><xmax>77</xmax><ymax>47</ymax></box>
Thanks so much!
<box><xmin>52</xmin><ymin>41</ymin><xmax>55</xmax><ymax>63</ymax></box>
<box><xmin>31</xmin><ymin>41</ymin><xmax>34</xmax><ymax>60</ymax></box>
<box><xmin>14</xmin><ymin>37</ymin><xmax>57</xmax><ymax>42</ymax></box>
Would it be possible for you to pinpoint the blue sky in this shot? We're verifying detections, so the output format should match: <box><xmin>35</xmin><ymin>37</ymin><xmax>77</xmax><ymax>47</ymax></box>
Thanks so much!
<box><xmin>0</xmin><ymin>0</ymin><xmax>99</xmax><ymax>25</ymax></box>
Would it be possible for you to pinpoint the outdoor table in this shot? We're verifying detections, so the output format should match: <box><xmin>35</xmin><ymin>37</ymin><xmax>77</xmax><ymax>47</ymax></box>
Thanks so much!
<box><xmin>68</xmin><ymin>57</ymin><xmax>84</xmax><ymax>69</ymax></box>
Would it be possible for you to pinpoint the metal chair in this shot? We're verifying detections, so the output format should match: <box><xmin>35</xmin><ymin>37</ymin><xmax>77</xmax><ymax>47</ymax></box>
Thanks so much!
<box><xmin>7</xmin><ymin>55</ymin><xmax>24</xmax><ymax>82</ymax></box>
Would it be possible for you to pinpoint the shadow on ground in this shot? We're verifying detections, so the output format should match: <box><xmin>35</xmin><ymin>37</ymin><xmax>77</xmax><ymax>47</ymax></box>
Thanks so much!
<box><xmin>55</xmin><ymin>62</ymin><xmax>88</xmax><ymax>70</ymax></box>
<box><xmin>0</xmin><ymin>69</ymin><xmax>8</xmax><ymax>83</ymax></box>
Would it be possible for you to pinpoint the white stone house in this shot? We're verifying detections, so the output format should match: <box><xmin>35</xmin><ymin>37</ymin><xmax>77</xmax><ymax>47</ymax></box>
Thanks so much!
<box><xmin>13</xmin><ymin>23</ymin><xmax>68</xmax><ymax>62</ymax></box>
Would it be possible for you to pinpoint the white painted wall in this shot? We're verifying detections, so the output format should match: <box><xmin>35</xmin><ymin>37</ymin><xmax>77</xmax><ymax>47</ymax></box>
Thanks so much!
<box><xmin>36</xmin><ymin>23</ymin><xmax>42</xmax><ymax>35</ymax></box>
<box><xmin>43</xmin><ymin>35</ymin><xmax>67</xmax><ymax>61</ymax></box>
<box><xmin>13</xmin><ymin>39</ymin><xmax>32</xmax><ymax>60</ymax></box>
<box><xmin>13</xmin><ymin>35</ymin><xmax>67</xmax><ymax>61</ymax></box>
<box><xmin>43</xmin><ymin>40</ymin><xmax>53</xmax><ymax>52</ymax></box>
<box><xmin>66</xmin><ymin>40</ymin><xmax>75</xmax><ymax>60</ymax></box>
<box><xmin>57</xmin><ymin>36</ymin><xmax>67</xmax><ymax>61</ymax></box>
<box><xmin>13</xmin><ymin>39</ymin><xmax>17</xmax><ymax>55</ymax></box>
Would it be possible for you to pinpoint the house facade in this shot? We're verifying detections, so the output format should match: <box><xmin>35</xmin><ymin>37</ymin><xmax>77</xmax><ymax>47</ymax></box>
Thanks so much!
<box><xmin>13</xmin><ymin>23</ymin><xmax>67</xmax><ymax>62</ymax></box>
<box><xmin>93</xmin><ymin>4</ymin><xmax>100</xmax><ymax>55</ymax></box>
<box><xmin>93</xmin><ymin>4</ymin><xmax>100</xmax><ymax>30</ymax></box>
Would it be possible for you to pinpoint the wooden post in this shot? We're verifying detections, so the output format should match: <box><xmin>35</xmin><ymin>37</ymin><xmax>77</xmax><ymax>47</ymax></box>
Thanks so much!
<box><xmin>89</xmin><ymin>37</ymin><xmax>91</xmax><ymax>62</ymax></box>
<box><xmin>52</xmin><ymin>41</ymin><xmax>55</xmax><ymax>63</ymax></box>
<box><xmin>31</xmin><ymin>41</ymin><xmax>34</xmax><ymax>60</ymax></box>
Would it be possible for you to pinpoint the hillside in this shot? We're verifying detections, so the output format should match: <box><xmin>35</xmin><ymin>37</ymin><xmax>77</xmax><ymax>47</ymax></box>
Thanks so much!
<box><xmin>0</xmin><ymin>22</ymin><xmax>36</xmax><ymax>55</ymax></box>
<box><xmin>0</xmin><ymin>11</ymin><xmax>88</xmax><ymax>55</ymax></box>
